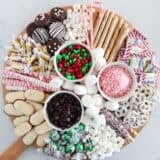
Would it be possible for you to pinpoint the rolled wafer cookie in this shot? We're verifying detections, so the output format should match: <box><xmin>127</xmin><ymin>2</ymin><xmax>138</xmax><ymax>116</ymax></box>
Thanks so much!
<box><xmin>94</xmin><ymin>10</ymin><xmax>110</xmax><ymax>47</ymax></box>
<box><xmin>104</xmin><ymin>18</ymin><xmax>124</xmax><ymax>59</ymax></box>
<box><xmin>97</xmin><ymin>11</ymin><xmax>115</xmax><ymax>47</ymax></box>
<box><xmin>93</xmin><ymin>10</ymin><xmax>105</xmax><ymax>39</ymax></box>
<box><xmin>108</xmin><ymin>24</ymin><xmax>131</xmax><ymax>62</ymax></box>
<box><xmin>102</xmin><ymin>15</ymin><xmax>119</xmax><ymax>56</ymax></box>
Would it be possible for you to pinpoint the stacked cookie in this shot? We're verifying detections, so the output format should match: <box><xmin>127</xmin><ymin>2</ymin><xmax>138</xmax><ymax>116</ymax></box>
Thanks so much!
<box><xmin>4</xmin><ymin>89</ymin><xmax>52</xmax><ymax>147</ymax></box>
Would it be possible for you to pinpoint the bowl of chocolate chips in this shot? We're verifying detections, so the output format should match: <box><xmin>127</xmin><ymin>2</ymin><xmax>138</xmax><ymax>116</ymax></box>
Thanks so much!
<box><xmin>44</xmin><ymin>91</ymin><xmax>84</xmax><ymax>131</ymax></box>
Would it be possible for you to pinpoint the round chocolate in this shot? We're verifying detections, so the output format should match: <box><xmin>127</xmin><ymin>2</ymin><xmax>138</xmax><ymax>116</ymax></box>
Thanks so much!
<box><xmin>49</xmin><ymin>22</ymin><xmax>66</xmax><ymax>40</ymax></box>
<box><xmin>50</xmin><ymin>7</ymin><xmax>66</xmax><ymax>21</ymax></box>
<box><xmin>34</xmin><ymin>13</ymin><xmax>51</xmax><ymax>27</ymax></box>
<box><xmin>32</xmin><ymin>28</ymin><xmax>49</xmax><ymax>44</ymax></box>
<box><xmin>46</xmin><ymin>92</ymin><xmax>82</xmax><ymax>130</ymax></box>
<box><xmin>26</xmin><ymin>22</ymin><xmax>37</xmax><ymax>37</ymax></box>
<box><xmin>47</xmin><ymin>38</ymin><xmax>62</xmax><ymax>56</ymax></box>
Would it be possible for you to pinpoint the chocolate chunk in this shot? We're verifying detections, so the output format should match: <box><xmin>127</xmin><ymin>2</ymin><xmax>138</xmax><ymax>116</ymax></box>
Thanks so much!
<box><xmin>34</xmin><ymin>13</ymin><xmax>51</xmax><ymax>27</ymax></box>
<box><xmin>46</xmin><ymin>92</ymin><xmax>82</xmax><ymax>130</ymax></box>
<box><xmin>49</xmin><ymin>22</ymin><xmax>66</xmax><ymax>40</ymax></box>
<box><xmin>32</xmin><ymin>28</ymin><xmax>49</xmax><ymax>44</ymax></box>
<box><xmin>26</xmin><ymin>22</ymin><xmax>38</xmax><ymax>37</ymax></box>
<box><xmin>50</xmin><ymin>7</ymin><xmax>66</xmax><ymax>21</ymax></box>
<box><xmin>47</xmin><ymin>38</ymin><xmax>62</xmax><ymax>56</ymax></box>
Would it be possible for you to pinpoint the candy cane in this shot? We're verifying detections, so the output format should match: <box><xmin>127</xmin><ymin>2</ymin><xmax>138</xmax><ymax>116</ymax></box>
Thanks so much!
<box><xmin>2</xmin><ymin>69</ymin><xmax>54</xmax><ymax>91</ymax></box>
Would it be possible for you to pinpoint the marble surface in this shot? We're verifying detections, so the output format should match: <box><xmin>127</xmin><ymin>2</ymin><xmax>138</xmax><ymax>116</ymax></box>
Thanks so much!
<box><xmin>0</xmin><ymin>0</ymin><xmax>160</xmax><ymax>160</ymax></box>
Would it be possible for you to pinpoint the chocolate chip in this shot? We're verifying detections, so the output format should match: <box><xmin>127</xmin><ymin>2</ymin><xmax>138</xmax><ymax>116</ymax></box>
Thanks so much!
<box><xmin>50</xmin><ymin>7</ymin><xmax>66</xmax><ymax>21</ymax></box>
<box><xmin>46</xmin><ymin>92</ymin><xmax>82</xmax><ymax>130</ymax></box>
<box><xmin>34</xmin><ymin>13</ymin><xmax>51</xmax><ymax>27</ymax></box>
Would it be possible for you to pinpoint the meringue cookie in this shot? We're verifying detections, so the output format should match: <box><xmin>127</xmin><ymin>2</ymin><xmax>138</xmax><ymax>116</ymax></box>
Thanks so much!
<box><xmin>84</xmin><ymin>75</ymin><xmax>97</xmax><ymax>86</ymax></box>
<box><xmin>62</xmin><ymin>81</ymin><xmax>75</xmax><ymax>90</ymax></box>
<box><xmin>93</xmin><ymin>94</ymin><xmax>103</xmax><ymax>106</ymax></box>
<box><xmin>105</xmin><ymin>101</ymin><xmax>120</xmax><ymax>111</ymax></box>
<box><xmin>74</xmin><ymin>85</ymin><xmax>87</xmax><ymax>95</ymax></box>
<box><xmin>85</xmin><ymin>106</ymin><xmax>100</xmax><ymax>118</ymax></box>
<box><xmin>94</xmin><ymin>114</ymin><xmax>106</xmax><ymax>126</ymax></box>
<box><xmin>82</xmin><ymin>95</ymin><xmax>95</xmax><ymax>108</ymax></box>
<box><xmin>87</xmin><ymin>85</ymin><xmax>98</xmax><ymax>95</ymax></box>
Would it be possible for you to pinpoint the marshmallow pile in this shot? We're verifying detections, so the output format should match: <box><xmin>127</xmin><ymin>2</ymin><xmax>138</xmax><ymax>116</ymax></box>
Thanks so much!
<box><xmin>83</xmin><ymin>125</ymin><xmax>124</xmax><ymax>160</ymax></box>
<box><xmin>63</xmin><ymin>5</ymin><xmax>87</xmax><ymax>42</ymax></box>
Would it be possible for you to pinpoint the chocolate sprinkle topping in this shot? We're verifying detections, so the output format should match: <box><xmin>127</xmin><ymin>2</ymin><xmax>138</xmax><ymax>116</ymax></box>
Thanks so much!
<box><xmin>47</xmin><ymin>93</ymin><xmax>82</xmax><ymax>130</ymax></box>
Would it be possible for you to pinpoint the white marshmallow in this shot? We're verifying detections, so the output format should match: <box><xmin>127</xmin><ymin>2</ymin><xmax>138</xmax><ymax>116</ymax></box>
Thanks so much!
<box><xmin>73</xmin><ymin>85</ymin><xmax>87</xmax><ymax>95</ymax></box>
<box><xmin>87</xmin><ymin>85</ymin><xmax>98</xmax><ymax>94</ymax></box>
<box><xmin>84</xmin><ymin>75</ymin><xmax>97</xmax><ymax>86</ymax></box>
<box><xmin>92</xmin><ymin>47</ymin><xmax>105</xmax><ymax>58</ymax></box>
<box><xmin>85</xmin><ymin>106</ymin><xmax>100</xmax><ymax>118</ymax></box>
<box><xmin>105</xmin><ymin>101</ymin><xmax>120</xmax><ymax>111</ymax></box>
<box><xmin>94</xmin><ymin>114</ymin><xmax>106</xmax><ymax>126</ymax></box>
<box><xmin>49</xmin><ymin>77</ymin><xmax>64</xmax><ymax>89</ymax></box>
<box><xmin>82</xmin><ymin>95</ymin><xmax>95</xmax><ymax>107</ymax></box>
<box><xmin>93</xmin><ymin>94</ymin><xmax>103</xmax><ymax>106</ymax></box>
<box><xmin>95</xmin><ymin>57</ymin><xmax>107</xmax><ymax>72</ymax></box>
<box><xmin>62</xmin><ymin>81</ymin><xmax>75</xmax><ymax>90</ymax></box>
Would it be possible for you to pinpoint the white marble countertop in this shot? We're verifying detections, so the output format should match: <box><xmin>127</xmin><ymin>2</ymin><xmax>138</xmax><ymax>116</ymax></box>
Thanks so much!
<box><xmin>0</xmin><ymin>0</ymin><xmax>160</xmax><ymax>160</ymax></box>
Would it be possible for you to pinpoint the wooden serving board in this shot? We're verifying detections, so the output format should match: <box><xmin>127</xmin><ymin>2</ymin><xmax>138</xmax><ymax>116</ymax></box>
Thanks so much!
<box><xmin>0</xmin><ymin>5</ymin><xmax>141</xmax><ymax>160</ymax></box>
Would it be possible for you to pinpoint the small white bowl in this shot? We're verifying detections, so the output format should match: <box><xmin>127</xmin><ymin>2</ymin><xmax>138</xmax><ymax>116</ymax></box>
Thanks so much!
<box><xmin>97</xmin><ymin>62</ymin><xmax>137</xmax><ymax>102</ymax></box>
<box><xmin>54</xmin><ymin>41</ymin><xmax>94</xmax><ymax>82</ymax></box>
<box><xmin>44</xmin><ymin>91</ymin><xmax>84</xmax><ymax>131</ymax></box>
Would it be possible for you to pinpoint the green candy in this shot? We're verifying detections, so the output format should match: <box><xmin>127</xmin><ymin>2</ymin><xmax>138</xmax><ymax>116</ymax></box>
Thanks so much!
<box><xmin>65</xmin><ymin>144</ymin><xmax>75</xmax><ymax>153</ymax></box>
<box><xmin>69</xmin><ymin>59</ymin><xmax>73</xmax><ymax>64</ymax></box>
<box><xmin>51</xmin><ymin>131</ymin><xmax>60</xmax><ymax>141</ymax></box>
<box><xmin>64</xmin><ymin>62</ymin><xmax>68</xmax><ymax>67</ymax></box>
<box><xmin>66</xmin><ymin>129</ymin><xmax>76</xmax><ymax>136</ymax></box>
<box><xmin>82</xmin><ymin>66</ymin><xmax>88</xmax><ymax>74</ymax></box>
<box><xmin>71</xmin><ymin>75</ymin><xmax>76</xmax><ymax>80</ymax></box>
<box><xmin>56</xmin><ymin>54</ymin><xmax>62</xmax><ymax>60</ymax></box>
<box><xmin>82</xmin><ymin>48</ymin><xmax>86</xmax><ymax>52</ymax></box>
<box><xmin>51</xmin><ymin>142</ymin><xmax>58</xmax><ymax>150</ymax></box>
<box><xmin>84</xmin><ymin>141</ymin><xmax>94</xmax><ymax>152</ymax></box>
<box><xmin>75</xmin><ymin>143</ymin><xmax>84</xmax><ymax>152</ymax></box>
<box><xmin>77</xmin><ymin>123</ymin><xmax>85</xmax><ymax>132</ymax></box>
<box><xmin>73</xmin><ymin>49</ymin><xmax>79</xmax><ymax>54</ymax></box>
<box><xmin>57</xmin><ymin>145</ymin><xmax>65</xmax><ymax>152</ymax></box>
<box><xmin>68</xmin><ymin>45</ymin><xmax>73</xmax><ymax>49</ymax></box>
<box><xmin>62</xmin><ymin>134</ymin><xmax>71</xmax><ymax>141</ymax></box>
<box><xmin>64</xmin><ymin>55</ymin><xmax>69</xmax><ymax>60</ymax></box>
<box><xmin>88</xmin><ymin>62</ymin><xmax>92</xmax><ymax>67</ymax></box>
<box><xmin>66</xmin><ymin>75</ymin><xmax>72</xmax><ymax>80</ymax></box>
<box><xmin>58</xmin><ymin>68</ymin><xmax>62</xmax><ymax>72</ymax></box>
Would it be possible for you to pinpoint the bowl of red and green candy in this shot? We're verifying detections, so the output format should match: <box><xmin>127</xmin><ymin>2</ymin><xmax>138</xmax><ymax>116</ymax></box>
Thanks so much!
<box><xmin>54</xmin><ymin>41</ymin><xmax>94</xmax><ymax>82</ymax></box>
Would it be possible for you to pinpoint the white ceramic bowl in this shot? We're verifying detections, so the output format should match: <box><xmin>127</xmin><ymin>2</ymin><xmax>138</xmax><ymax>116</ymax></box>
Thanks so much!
<box><xmin>54</xmin><ymin>41</ymin><xmax>94</xmax><ymax>82</ymax></box>
<box><xmin>97</xmin><ymin>62</ymin><xmax>137</xmax><ymax>102</ymax></box>
<box><xmin>44</xmin><ymin>90</ymin><xmax>84</xmax><ymax>131</ymax></box>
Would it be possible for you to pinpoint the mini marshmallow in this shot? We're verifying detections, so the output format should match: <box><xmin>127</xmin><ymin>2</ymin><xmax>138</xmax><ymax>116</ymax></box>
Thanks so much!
<box><xmin>93</xmin><ymin>94</ymin><xmax>103</xmax><ymax>106</ymax></box>
<box><xmin>92</xmin><ymin>47</ymin><xmax>105</xmax><ymax>58</ymax></box>
<box><xmin>87</xmin><ymin>85</ymin><xmax>98</xmax><ymax>95</ymax></box>
<box><xmin>49</xmin><ymin>77</ymin><xmax>64</xmax><ymax>89</ymax></box>
<box><xmin>105</xmin><ymin>101</ymin><xmax>120</xmax><ymax>111</ymax></box>
<box><xmin>95</xmin><ymin>57</ymin><xmax>107</xmax><ymax>72</ymax></box>
<box><xmin>84</xmin><ymin>75</ymin><xmax>97</xmax><ymax>86</ymax></box>
<box><xmin>82</xmin><ymin>95</ymin><xmax>95</xmax><ymax>107</ymax></box>
<box><xmin>62</xmin><ymin>81</ymin><xmax>75</xmax><ymax>90</ymax></box>
<box><xmin>74</xmin><ymin>85</ymin><xmax>87</xmax><ymax>95</ymax></box>
<box><xmin>94</xmin><ymin>114</ymin><xmax>106</xmax><ymax>126</ymax></box>
<box><xmin>85</xmin><ymin>106</ymin><xmax>100</xmax><ymax>118</ymax></box>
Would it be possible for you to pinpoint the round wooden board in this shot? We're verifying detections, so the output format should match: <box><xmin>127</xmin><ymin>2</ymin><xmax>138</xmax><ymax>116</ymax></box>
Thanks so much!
<box><xmin>1</xmin><ymin>5</ymin><xmax>145</xmax><ymax>160</ymax></box>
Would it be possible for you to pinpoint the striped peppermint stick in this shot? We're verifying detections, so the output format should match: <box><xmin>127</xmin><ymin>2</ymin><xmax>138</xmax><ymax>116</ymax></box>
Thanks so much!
<box><xmin>2</xmin><ymin>69</ymin><xmax>54</xmax><ymax>92</ymax></box>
